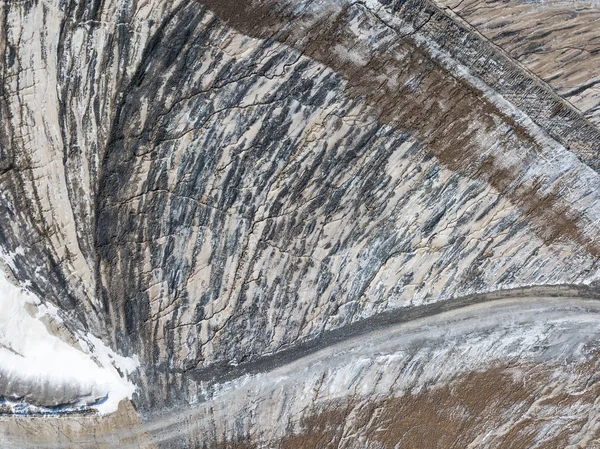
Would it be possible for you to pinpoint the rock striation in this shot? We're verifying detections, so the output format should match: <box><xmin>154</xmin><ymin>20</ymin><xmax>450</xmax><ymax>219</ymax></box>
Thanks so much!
<box><xmin>1</xmin><ymin>0</ymin><xmax>600</xmax><ymax>447</ymax></box>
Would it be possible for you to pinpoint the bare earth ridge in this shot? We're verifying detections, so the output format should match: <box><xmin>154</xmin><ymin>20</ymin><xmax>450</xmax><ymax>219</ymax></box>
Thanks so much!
<box><xmin>3</xmin><ymin>289</ymin><xmax>600</xmax><ymax>448</ymax></box>
<box><xmin>437</xmin><ymin>0</ymin><xmax>600</xmax><ymax>126</ymax></box>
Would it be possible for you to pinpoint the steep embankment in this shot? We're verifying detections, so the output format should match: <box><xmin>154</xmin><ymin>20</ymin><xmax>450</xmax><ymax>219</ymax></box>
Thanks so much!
<box><xmin>436</xmin><ymin>0</ymin><xmax>600</xmax><ymax>126</ymax></box>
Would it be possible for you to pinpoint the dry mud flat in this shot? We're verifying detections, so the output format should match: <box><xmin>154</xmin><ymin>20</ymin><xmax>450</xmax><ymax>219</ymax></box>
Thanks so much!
<box><xmin>4</xmin><ymin>291</ymin><xmax>600</xmax><ymax>448</ymax></box>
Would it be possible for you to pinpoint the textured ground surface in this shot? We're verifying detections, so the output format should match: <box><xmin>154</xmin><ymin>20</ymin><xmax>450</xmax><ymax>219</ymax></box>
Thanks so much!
<box><xmin>3</xmin><ymin>290</ymin><xmax>600</xmax><ymax>448</ymax></box>
<box><xmin>437</xmin><ymin>0</ymin><xmax>600</xmax><ymax>125</ymax></box>
<box><xmin>0</xmin><ymin>0</ymin><xmax>600</xmax><ymax>447</ymax></box>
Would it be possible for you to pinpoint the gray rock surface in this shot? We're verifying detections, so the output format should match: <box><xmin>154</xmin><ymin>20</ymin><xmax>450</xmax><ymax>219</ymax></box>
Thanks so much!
<box><xmin>1</xmin><ymin>0</ymin><xmax>600</xmax><ymax>446</ymax></box>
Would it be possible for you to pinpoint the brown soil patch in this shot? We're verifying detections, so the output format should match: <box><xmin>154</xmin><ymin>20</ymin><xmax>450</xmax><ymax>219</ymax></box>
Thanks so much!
<box><xmin>212</xmin><ymin>358</ymin><xmax>600</xmax><ymax>448</ymax></box>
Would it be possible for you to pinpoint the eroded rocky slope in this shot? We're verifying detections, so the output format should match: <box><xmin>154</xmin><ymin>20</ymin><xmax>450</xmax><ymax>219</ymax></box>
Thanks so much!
<box><xmin>437</xmin><ymin>0</ymin><xmax>600</xmax><ymax>126</ymax></box>
<box><xmin>1</xmin><ymin>0</ymin><xmax>600</xmax><ymax>447</ymax></box>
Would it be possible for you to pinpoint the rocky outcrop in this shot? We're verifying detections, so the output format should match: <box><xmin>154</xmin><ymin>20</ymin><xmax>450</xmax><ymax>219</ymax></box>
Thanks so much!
<box><xmin>1</xmin><ymin>0</ymin><xmax>600</xmax><ymax>446</ymax></box>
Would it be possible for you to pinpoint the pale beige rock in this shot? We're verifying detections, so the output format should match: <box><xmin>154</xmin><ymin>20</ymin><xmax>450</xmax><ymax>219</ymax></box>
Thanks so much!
<box><xmin>0</xmin><ymin>401</ymin><xmax>155</xmax><ymax>449</ymax></box>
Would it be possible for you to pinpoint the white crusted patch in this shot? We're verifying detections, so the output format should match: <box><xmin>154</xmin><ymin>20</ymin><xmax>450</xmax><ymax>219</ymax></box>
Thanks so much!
<box><xmin>0</xmin><ymin>266</ymin><xmax>138</xmax><ymax>415</ymax></box>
